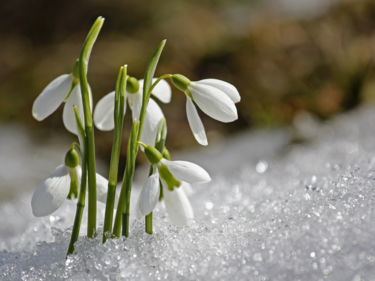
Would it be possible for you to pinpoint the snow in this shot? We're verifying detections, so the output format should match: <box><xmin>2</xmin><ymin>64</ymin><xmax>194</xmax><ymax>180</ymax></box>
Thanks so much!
<box><xmin>1</xmin><ymin>106</ymin><xmax>375</xmax><ymax>280</ymax></box>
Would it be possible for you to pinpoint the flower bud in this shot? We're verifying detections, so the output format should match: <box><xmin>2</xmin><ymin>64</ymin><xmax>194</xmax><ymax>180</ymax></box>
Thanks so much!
<box><xmin>67</xmin><ymin>168</ymin><xmax>79</xmax><ymax>200</ymax></box>
<box><xmin>171</xmin><ymin>74</ymin><xmax>191</xmax><ymax>92</ymax></box>
<box><xmin>144</xmin><ymin>144</ymin><xmax>163</xmax><ymax>165</ymax></box>
<box><xmin>65</xmin><ymin>148</ymin><xmax>80</xmax><ymax>168</ymax></box>
<box><xmin>126</xmin><ymin>76</ymin><xmax>140</xmax><ymax>94</ymax></box>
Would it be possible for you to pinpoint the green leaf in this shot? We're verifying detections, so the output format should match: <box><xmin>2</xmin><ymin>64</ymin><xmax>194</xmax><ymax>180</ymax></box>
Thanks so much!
<box><xmin>142</xmin><ymin>40</ymin><xmax>166</xmax><ymax>100</ymax></box>
<box><xmin>78</xmin><ymin>16</ymin><xmax>104</xmax><ymax>127</ymax></box>
<box><xmin>154</xmin><ymin>118</ymin><xmax>167</xmax><ymax>152</ymax></box>
<box><xmin>80</xmin><ymin>17</ymin><xmax>105</xmax><ymax>68</ymax></box>
<box><xmin>126</xmin><ymin>119</ymin><xmax>139</xmax><ymax>189</ymax></box>
<box><xmin>154</xmin><ymin>118</ymin><xmax>167</xmax><ymax>200</ymax></box>
<box><xmin>73</xmin><ymin>105</ymin><xmax>86</xmax><ymax>153</ymax></box>
<box><xmin>108</xmin><ymin>66</ymin><xmax>127</xmax><ymax>186</ymax></box>
<box><xmin>112</xmin><ymin>119</ymin><xmax>139</xmax><ymax>238</ymax></box>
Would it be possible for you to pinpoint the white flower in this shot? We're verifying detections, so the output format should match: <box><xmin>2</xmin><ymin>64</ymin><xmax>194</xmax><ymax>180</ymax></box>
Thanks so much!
<box><xmin>31</xmin><ymin>164</ymin><xmax>114</xmax><ymax>217</ymax></box>
<box><xmin>172</xmin><ymin>75</ymin><xmax>240</xmax><ymax>146</ymax></box>
<box><xmin>180</xmin><ymin>181</ymin><xmax>193</xmax><ymax>196</ymax></box>
<box><xmin>93</xmin><ymin>78</ymin><xmax>171</xmax><ymax>147</ymax></box>
<box><xmin>137</xmin><ymin>157</ymin><xmax>210</xmax><ymax>226</ymax></box>
<box><xmin>32</xmin><ymin>73</ymin><xmax>92</xmax><ymax>135</ymax></box>
<box><xmin>163</xmin><ymin>185</ymin><xmax>193</xmax><ymax>226</ymax></box>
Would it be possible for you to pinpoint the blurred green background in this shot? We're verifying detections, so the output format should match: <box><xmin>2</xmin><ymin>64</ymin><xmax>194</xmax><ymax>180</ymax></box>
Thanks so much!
<box><xmin>1</xmin><ymin>0</ymin><xmax>375</xmax><ymax>167</ymax></box>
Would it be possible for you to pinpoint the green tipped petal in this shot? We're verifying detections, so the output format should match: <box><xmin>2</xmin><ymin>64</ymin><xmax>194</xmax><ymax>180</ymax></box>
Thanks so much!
<box><xmin>158</xmin><ymin>163</ymin><xmax>181</xmax><ymax>191</ymax></box>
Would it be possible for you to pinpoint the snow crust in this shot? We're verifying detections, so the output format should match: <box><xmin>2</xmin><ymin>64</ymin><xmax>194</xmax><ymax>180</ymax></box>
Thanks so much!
<box><xmin>1</xmin><ymin>106</ymin><xmax>375</xmax><ymax>280</ymax></box>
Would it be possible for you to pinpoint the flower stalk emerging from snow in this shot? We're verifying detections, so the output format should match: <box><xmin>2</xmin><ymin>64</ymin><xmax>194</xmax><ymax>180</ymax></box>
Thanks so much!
<box><xmin>67</xmin><ymin>106</ymin><xmax>87</xmax><ymax>256</ymax></box>
<box><xmin>78</xmin><ymin>16</ymin><xmax>104</xmax><ymax>238</ymax></box>
<box><xmin>102</xmin><ymin>65</ymin><xmax>127</xmax><ymax>243</ymax></box>
<box><xmin>143</xmin><ymin>118</ymin><xmax>167</xmax><ymax>234</ymax></box>
<box><xmin>32</xmin><ymin>16</ymin><xmax>242</xmax><ymax>253</ymax></box>
<box><xmin>111</xmin><ymin>40</ymin><xmax>167</xmax><ymax>238</ymax></box>
<box><xmin>66</xmin><ymin>106</ymin><xmax>117</xmax><ymax>255</ymax></box>
<box><xmin>112</xmin><ymin>119</ymin><xmax>139</xmax><ymax>238</ymax></box>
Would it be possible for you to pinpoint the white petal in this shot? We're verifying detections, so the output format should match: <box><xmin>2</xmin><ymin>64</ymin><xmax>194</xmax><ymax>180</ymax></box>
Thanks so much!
<box><xmin>140</xmin><ymin>98</ymin><xmax>165</xmax><ymax>147</ymax></box>
<box><xmin>163</xmin><ymin>184</ymin><xmax>194</xmax><ymax>226</ymax></box>
<box><xmin>63</xmin><ymin>85</ymin><xmax>83</xmax><ymax>135</ymax></box>
<box><xmin>135</xmin><ymin>195</ymin><xmax>144</xmax><ymax>219</ymax></box>
<box><xmin>181</xmin><ymin>182</ymin><xmax>194</xmax><ymax>196</ymax></box>
<box><xmin>32</xmin><ymin>74</ymin><xmax>73</xmax><ymax>121</ymax></box>
<box><xmin>63</xmin><ymin>84</ymin><xmax>93</xmax><ymax>135</ymax></box>
<box><xmin>31</xmin><ymin>165</ymin><xmax>70</xmax><ymax>217</ymax></box>
<box><xmin>75</xmin><ymin>165</ymin><xmax>82</xmax><ymax>189</ymax></box>
<box><xmin>161</xmin><ymin>159</ymin><xmax>211</xmax><ymax>183</ymax></box>
<box><xmin>128</xmin><ymin>91</ymin><xmax>143</xmax><ymax>120</ymax></box>
<box><xmin>151</xmin><ymin>78</ymin><xmax>172</xmax><ymax>103</ymax></box>
<box><xmin>197</xmin><ymin>79</ymin><xmax>241</xmax><ymax>103</ymax></box>
<box><xmin>189</xmin><ymin>83</ymin><xmax>238</xmax><ymax>123</ymax></box>
<box><xmin>186</xmin><ymin>98</ymin><xmax>208</xmax><ymax>146</ymax></box>
<box><xmin>95</xmin><ymin>173</ymin><xmax>118</xmax><ymax>205</ymax></box>
<box><xmin>93</xmin><ymin>91</ymin><xmax>115</xmax><ymax>131</ymax></box>
<box><xmin>138</xmin><ymin>171</ymin><xmax>160</xmax><ymax>216</ymax></box>
<box><xmin>138</xmin><ymin>78</ymin><xmax>171</xmax><ymax>103</ymax></box>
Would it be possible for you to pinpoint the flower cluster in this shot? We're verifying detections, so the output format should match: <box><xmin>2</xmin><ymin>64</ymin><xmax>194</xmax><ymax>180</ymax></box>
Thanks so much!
<box><xmin>30</xmin><ymin>17</ymin><xmax>240</xmax><ymax>256</ymax></box>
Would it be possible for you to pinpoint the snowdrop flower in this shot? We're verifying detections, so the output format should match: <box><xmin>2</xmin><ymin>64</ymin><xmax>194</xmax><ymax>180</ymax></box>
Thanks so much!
<box><xmin>137</xmin><ymin>143</ymin><xmax>210</xmax><ymax>225</ymax></box>
<box><xmin>94</xmin><ymin>77</ymin><xmax>171</xmax><ymax>146</ymax></box>
<box><xmin>32</xmin><ymin>60</ymin><xmax>92</xmax><ymax>135</ymax></box>
<box><xmin>171</xmin><ymin>74</ymin><xmax>240</xmax><ymax>146</ymax></box>
<box><xmin>31</xmin><ymin>147</ymin><xmax>112</xmax><ymax>217</ymax></box>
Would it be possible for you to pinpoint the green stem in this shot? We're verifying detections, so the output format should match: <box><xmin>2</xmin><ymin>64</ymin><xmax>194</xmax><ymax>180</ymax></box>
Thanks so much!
<box><xmin>122</xmin><ymin>213</ymin><xmax>130</xmax><ymax>237</ymax></box>
<box><xmin>113</xmin><ymin>120</ymin><xmax>138</xmax><ymax>237</ymax></box>
<box><xmin>136</xmin><ymin>75</ymin><xmax>168</xmax><ymax>146</ymax></box>
<box><xmin>78</xmin><ymin>17</ymin><xmax>104</xmax><ymax>238</ymax></box>
<box><xmin>67</xmin><ymin>203</ymin><xmax>84</xmax><ymax>256</ymax></box>
<box><xmin>113</xmin><ymin>41</ymin><xmax>166</xmax><ymax>237</ymax></box>
<box><xmin>72</xmin><ymin>142</ymin><xmax>81</xmax><ymax>156</ymax></box>
<box><xmin>67</xmin><ymin>106</ymin><xmax>88</xmax><ymax>256</ymax></box>
<box><xmin>113</xmin><ymin>183</ymin><xmax>125</xmax><ymax>237</ymax></box>
<box><xmin>148</xmin><ymin>74</ymin><xmax>172</xmax><ymax>95</ymax></box>
<box><xmin>136</xmin><ymin>40</ymin><xmax>166</xmax><ymax>146</ymax></box>
<box><xmin>143</xmin><ymin>118</ymin><xmax>167</xmax><ymax>234</ymax></box>
<box><xmin>103</xmin><ymin>66</ymin><xmax>127</xmax><ymax>243</ymax></box>
<box><xmin>85</xmin><ymin>127</ymin><xmax>97</xmax><ymax>238</ymax></box>
<box><xmin>145</xmin><ymin>213</ymin><xmax>153</xmax><ymax>234</ymax></box>
<box><xmin>114</xmin><ymin>76</ymin><xmax>168</xmax><ymax>237</ymax></box>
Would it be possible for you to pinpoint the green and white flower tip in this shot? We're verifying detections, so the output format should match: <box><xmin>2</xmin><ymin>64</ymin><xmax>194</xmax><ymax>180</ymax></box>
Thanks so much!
<box><xmin>93</xmin><ymin>76</ymin><xmax>171</xmax><ymax>147</ymax></box>
<box><xmin>31</xmin><ymin>146</ymin><xmax>115</xmax><ymax>217</ymax></box>
<box><xmin>32</xmin><ymin>59</ymin><xmax>93</xmax><ymax>135</ymax></box>
<box><xmin>137</xmin><ymin>142</ymin><xmax>211</xmax><ymax>225</ymax></box>
<box><xmin>162</xmin><ymin>147</ymin><xmax>194</xmax><ymax>196</ymax></box>
<box><xmin>171</xmin><ymin>74</ymin><xmax>241</xmax><ymax>146</ymax></box>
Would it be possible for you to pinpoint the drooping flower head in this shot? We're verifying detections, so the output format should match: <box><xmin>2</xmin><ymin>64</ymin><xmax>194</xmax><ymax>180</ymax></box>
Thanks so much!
<box><xmin>171</xmin><ymin>74</ymin><xmax>240</xmax><ymax>146</ymax></box>
<box><xmin>137</xmin><ymin>143</ymin><xmax>211</xmax><ymax>225</ymax></box>
<box><xmin>93</xmin><ymin>76</ymin><xmax>171</xmax><ymax>147</ymax></box>
<box><xmin>32</xmin><ymin>59</ymin><xmax>93</xmax><ymax>135</ymax></box>
<box><xmin>31</xmin><ymin>145</ymin><xmax>113</xmax><ymax>217</ymax></box>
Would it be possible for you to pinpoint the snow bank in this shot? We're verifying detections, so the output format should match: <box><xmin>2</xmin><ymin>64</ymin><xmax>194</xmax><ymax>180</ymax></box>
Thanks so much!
<box><xmin>1</xmin><ymin>106</ymin><xmax>375</xmax><ymax>280</ymax></box>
